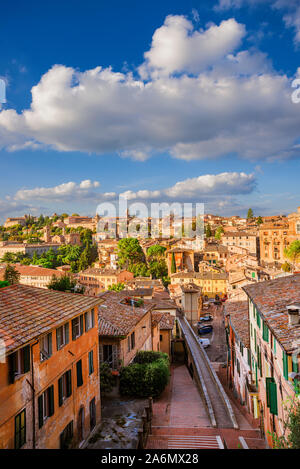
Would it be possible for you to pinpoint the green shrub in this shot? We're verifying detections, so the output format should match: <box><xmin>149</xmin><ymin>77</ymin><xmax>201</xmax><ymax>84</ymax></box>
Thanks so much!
<box><xmin>119</xmin><ymin>351</ymin><xmax>170</xmax><ymax>398</ymax></box>
<box><xmin>100</xmin><ymin>363</ymin><xmax>115</xmax><ymax>395</ymax></box>
<box><xmin>134</xmin><ymin>350</ymin><xmax>169</xmax><ymax>364</ymax></box>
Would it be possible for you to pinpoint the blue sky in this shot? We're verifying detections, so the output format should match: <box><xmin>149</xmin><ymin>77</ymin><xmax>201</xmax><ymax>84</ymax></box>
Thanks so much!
<box><xmin>0</xmin><ymin>0</ymin><xmax>300</xmax><ymax>221</ymax></box>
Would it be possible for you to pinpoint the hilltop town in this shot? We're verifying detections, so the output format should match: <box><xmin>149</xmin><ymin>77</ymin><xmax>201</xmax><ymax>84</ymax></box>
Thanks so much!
<box><xmin>0</xmin><ymin>206</ymin><xmax>300</xmax><ymax>449</ymax></box>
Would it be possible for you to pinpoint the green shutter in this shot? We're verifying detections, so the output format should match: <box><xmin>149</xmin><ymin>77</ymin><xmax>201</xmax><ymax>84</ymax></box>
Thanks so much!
<box><xmin>23</xmin><ymin>346</ymin><xmax>30</xmax><ymax>373</ymax></box>
<box><xmin>48</xmin><ymin>385</ymin><xmax>54</xmax><ymax>416</ymax></box>
<box><xmin>283</xmin><ymin>352</ymin><xmax>289</xmax><ymax>380</ymax></box>
<box><xmin>89</xmin><ymin>350</ymin><xmax>94</xmax><ymax>375</ymax></box>
<box><xmin>80</xmin><ymin>315</ymin><xmax>84</xmax><ymax>335</ymax></box>
<box><xmin>84</xmin><ymin>312</ymin><xmax>88</xmax><ymax>331</ymax></box>
<box><xmin>263</xmin><ymin>322</ymin><xmax>269</xmax><ymax>342</ymax></box>
<box><xmin>269</xmin><ymin>380</ymin><xmax>278</xmax><ymax>415</ymax></box>
<box><xmin>256</xmin><ymin>310</ymin><xmax>261</xmax><ymax>328</ymax></box>
<box><xmin>266</xmin><ymin>377</ymin><xmax>272</xmax><ymax>407</ymax></box>
<box><xmin>91</xmin><ymin>309</ymin><xmax>95</xmax><ymax>328</ymax></box>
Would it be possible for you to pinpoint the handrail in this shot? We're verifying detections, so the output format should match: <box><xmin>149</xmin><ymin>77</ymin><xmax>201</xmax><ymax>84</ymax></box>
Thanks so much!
<box><xmin>178</xmin><ymin>317</ymin><xmax>217</xmax><ymax>428</ymax></box>
<box><xmin>183</xmin><ymin>316</ymin><xmax>239</xmax><ymax>430</ymax></box>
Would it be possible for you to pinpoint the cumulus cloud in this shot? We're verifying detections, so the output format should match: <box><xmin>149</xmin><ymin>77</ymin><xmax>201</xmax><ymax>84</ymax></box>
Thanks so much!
<box><xmin>139</xmin><ymin>16</ymin><xmax>245</xmax><ymax>77</ymax></box>
<box><xmin>0</xmin><ymin>15</ymin><xmax>299</xmax><ymax>162</ymax></box>
<box><xmin>119</xmin><ymin>172</ymin><xmax>256</xmax><ymax>200</ymax></box>
<box><xmin>14</xmin><ymin>180</ymin><xmax>104</xmax><ymax>201</ymax></box>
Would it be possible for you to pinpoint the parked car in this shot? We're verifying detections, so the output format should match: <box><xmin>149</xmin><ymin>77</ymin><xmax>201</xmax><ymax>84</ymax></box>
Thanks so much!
<box><xmin>198</xmin><ymin>337</ymin><xmax>210</xmax><ymax>348</ymax></box>
<box><xmin>198</xmin><ymin>314</ymin><xmax>213</xmax><ymax>323</ymax></box>
<box><xmin>198</xmin><ymin>324</ymin><xmax>213</xmax><ymax>335</ymax></box>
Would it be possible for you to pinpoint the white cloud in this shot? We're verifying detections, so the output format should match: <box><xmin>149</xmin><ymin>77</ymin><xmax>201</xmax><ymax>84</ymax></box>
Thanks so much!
<box><xmin>0</xmin><ymin>15</ymin><xmax>299</xmax><ymax>163</ymax></box>
<box><xmin>139</xmin><ymin>16</ymin><xmax>245</xmax><ymax>77</ymax></box>
<box><xmin>14</xmin><ymin>180</ymin><xmax>102</xmax><ymax>201</ymax></box>
<box><xmin>119</xmin><ymin>172</ymin><xmax>256</xmax><ymax>200</ymax></box>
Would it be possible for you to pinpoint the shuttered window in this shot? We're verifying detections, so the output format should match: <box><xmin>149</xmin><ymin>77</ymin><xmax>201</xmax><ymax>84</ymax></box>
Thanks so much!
<box><xmin>262</xmin><ymin>322</ymin><xmax>269</xmax><ymax>343</ymax></box>
<box><xmin>8</xmin><ymin>346</ymin><xmax>30</xmax><ymax>384</ymax></box>
<box><xmin>56</xmin><ymin>323</ymin><xmax>69</xmax><ymax>350</ymax></box>
<box><xmin>15</xmin><ymin>409</ymin><xmax>26</xmax><ymax>449</ymax></box>
<box><xmin>283</xmin><ymin>351</ymin><xmax>289</xmax><ymax>381</ymax></box>
<box><xmin>72</xmin><ymin>315</ymin><xmax>84</xmax><ymax>340</ymax></box>
<box><xmin>266</xmin><ymin>377</ymin><xmax>278</xmax><ymax>415</ymax></box>
<box><xmin>38</xmin><ymin>385</ymin><xmax>54</xmax><ymax>428</ymax></box>
<box><xmin>40</xmin><ymin>333</ymin><xmax>52</xmax><ymax>361</ymax></box>
<box><xmin>58</xmin><ymin>370</ymin><xmax>72</xmax><ymax>406</ymax></box>
<box><xmin>256</xmin><ymin>310</ymin><xmax>261</xmax><ymax>329</ymax></box>
<box><xmin>76</xmin><ymin>360</ymin><xmax>83</xmax><ymax>387</ymax></box>
<box><xmin>89</xmin><ymin>350</ymin><xmax>94</xmax><ymax>375</ymax></box>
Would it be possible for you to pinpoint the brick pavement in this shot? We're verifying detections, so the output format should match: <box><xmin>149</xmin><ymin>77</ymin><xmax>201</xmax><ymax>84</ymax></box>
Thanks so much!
<box><xmin>147</xmin><ymin>365</ymin><xmax>267</xmax><ymax>450</ymax></box>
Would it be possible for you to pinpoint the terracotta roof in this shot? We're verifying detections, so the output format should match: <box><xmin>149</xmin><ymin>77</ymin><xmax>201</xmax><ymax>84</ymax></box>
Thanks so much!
<box><xmin>225</xmin><ymin>300</ymin><xmax>250</xmax><ymax>348</ymax></box>
<box><xmin>0</xmin><ymin>264</ymin><xmax>66</xmax><ymax>278</ymax></box>
<box><xmin>124</xmin><ymin>288</ymin><xmax>153</xmax><ymax>297</ymax></box>
<box><xmin>151</xmin><ymin>311</ymin><xmax>164</xmax><ymax>327</ymax></box>
<box><xmin>159</xmin><ymin>313</ymin><xmax>175</xmax><ymax>330</ymax></box>
<box><xmin>97</xmin><ymin>291</ymin><xmax>154</xmax><ymax>337</ymax></box>
<box><xmin>243</xmin><ymin>274</ymin><xmax>300</xmax><ymax>352</ymax></box>
<box><xmin>0</xmin><ymin>284</ymin><xmax>102</xmax><ymax>353</ymax></box>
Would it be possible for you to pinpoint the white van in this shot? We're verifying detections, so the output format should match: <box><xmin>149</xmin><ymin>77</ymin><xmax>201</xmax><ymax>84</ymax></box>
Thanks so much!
<box><xmin>198</xmin><ymin>337</ymin><xmax>210</xmax><ymax>348</ymax></box>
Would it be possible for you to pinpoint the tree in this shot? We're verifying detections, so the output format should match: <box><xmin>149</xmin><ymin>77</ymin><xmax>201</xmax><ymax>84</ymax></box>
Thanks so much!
<box><xmin>129</xmin><ymin>262</ymin><xmax>150</xmax><ymax>277</ymax></box>
<box><xmin>269</xmin><ymin>382</ymin><xmax>300</xmax><ymax>449</ymax></box>
<box><xmin>47</xmin><ymin>274</ymin><xmax>79</xmax><ymax>292</ymax></box>
<box><xmin>205</xmin><ymin>223</ymin><xmax>212</xmax><ymax>238</ymax></box>
<box><xmin>117</xmin><ymin>238</ymin><xmax>145</xmax><ymax>268</ymax></box>
<box><xmin>171</xmin><ymin>252</ymin><xmax>176</xmax><ymax>274</ymax></box>
<box><xmin>215</xmin><ymin>226</ymin><xmax>224</xmax><ymax>240</ymax></box>
<box><xmin>256</xmin><ymin>216</ymin><xmax>263</xmax><ymax>225</ymax></box>
<box><xmin>247</xmin><ymin>208</ymin><xmax>254</xmax><ymax>219</ymax></box>
<box><xmin>282</xmin><ymin>261</ymin><xmax>291</xmax><ymax>273</ymax></box>
<box><xmin>149</xmin><ymin>259</ymin><xmax>168</xmax><ymax>279</ymax></box>
<box><xmin>284</xmin><ymin>240</ymin><xmax>300</xmax><ymax>272</ymax></box>
<box><xmin>108</xmin><ymin>282</ymin><xmax>125</xmax><ymax>292</ymax></box>
<box><xmin>4</xmin><ymin>264</ymin><xmax>20</xmax><ymax>285</ymax></box>
<box><xmin>147</xmin><ymin>245</ymin><xmax>166</xmax><ymax>260</ymax></box>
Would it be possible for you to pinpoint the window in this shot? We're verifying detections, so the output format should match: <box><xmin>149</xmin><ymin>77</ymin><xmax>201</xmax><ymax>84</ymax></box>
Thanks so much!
<box><xmin>40</xmin><ymin>333</ymin><xmax>52</xmax><ymax>361</ymax></box>
<box><xmin>58</xmin><ymin>370</ymin><xmax>72</xmax><ymax>406</ymax></box>
<box><xmin>84</xmin><ymin>310</ymin><xmax>95</xmax><ymax>332</ymax></box>
<box><xmin>88</xmin><ymin>350</ymin><xmax>94</xmax><ymax>375</ymax></box>
<box><xmin>131</xmin><ymin>332</ymin><xmax>135</xmax><ymax>350</ymax></box>
<box><xmin>60</xmin><ymin>421</ymin><xmax>73</xmax><ymax>449</ymax></box>
<box><xmin>283</xmin><ymin>351</ymin><xmax>289</xmax><ymax>381</ymax></box>
<box><xmin>8</xmin><ymin>346</ymin><xmax>30</xmax><ymax>383</ymax></box>
<box><xmin>15</xmin><ymin>409</ymin><xmax>26</xmax><ymax>449</ymax></box>
<box><xmin>76</xmin><ymin>360</ymin><xmax>83</xmax><ymax>387</ymax></box>
<box><xmin>160</xmin><ymin>335</ymin><xmax>163</xmax><ymax>342</ymax></box>
<box><xmin>262</xmin><ymin>321</ymin><xmax>269</xmax><ymax>343</ymax></box>
<box><xmin>38</xmin><ymin>386</ymin><xmax>54</xmax><ymax>428</ymax></box>
<box><xmin>266</xmin><ymin>377</ymin><xmax>278</xmax><ymax>415</ymax></box>
<box><xmin>89</xmin><ymin>398</ymin><xmax>96</xmax><ymax>430</ymax></box>
<box><xmin>72</xmin><ymin>315</ymin><xmax>84</xmax><ymax>340</ymax></box>
<box><xmin>56</xmin><ymin>323</ymin><xmax>69</xmax><ymax>350</ymax></box>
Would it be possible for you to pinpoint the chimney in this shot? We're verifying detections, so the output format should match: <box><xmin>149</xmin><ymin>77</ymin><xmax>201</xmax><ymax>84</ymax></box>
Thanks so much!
<box><xmin>287</xmin><ymin>304</ymin><xmax>300</xmax><ymax>326</ymax></box>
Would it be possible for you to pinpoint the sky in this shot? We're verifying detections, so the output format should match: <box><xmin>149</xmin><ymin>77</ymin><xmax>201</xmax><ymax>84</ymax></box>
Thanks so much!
<box><xmin>0</xmin><ymin>0</ymin><xmax>300</xmax><ymax>222</ymax></box>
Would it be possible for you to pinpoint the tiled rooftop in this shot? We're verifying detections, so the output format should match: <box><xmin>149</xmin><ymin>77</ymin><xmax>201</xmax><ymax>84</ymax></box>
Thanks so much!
<box><xmin>97</xmin><ymin>291</ymin><xmax>154</xmax><ymax>336</ymax></box>
<box><xmin>0</xmin><ymin>264</ymin><xmax>66</xmax><ymax>279</ymax></box>
<box><xmin>225</xmin><ymin>300</ymin><xmax>250</xmax><ymax>348</ymax></box>
<box><xmin>243</xmin><ymin>274</ymin><xmax>300</xmax><ymax>352</ymax></box>
<box><xmin>0</xmin><ymin>284</ymin><xmax>102</xmax><ymax>353</ymax></box>
<box><xmin>159</xmin><ymin>313</ymin><xmax>175</xmax><ymax>330</ymax></box>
